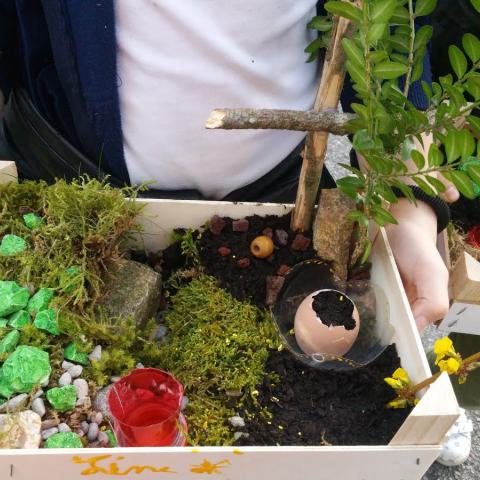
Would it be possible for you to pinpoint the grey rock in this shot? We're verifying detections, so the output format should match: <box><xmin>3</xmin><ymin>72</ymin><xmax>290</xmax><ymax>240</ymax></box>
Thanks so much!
<box><xmin>41</xmin><ymin>427</ymin><xmax>59</xmax><ymax>440</ymax></box>
<box><xmin>229</xmin><ymin>416</ymin><xmax>245</xmax><ymax>428</ymax></box>
<box><xmin>31</xmin><ymin>398</ymin><xmax>46</xmax><ymax>418</ymax></box>
<box><xmin>110</xmin><ymin>376</ymin><xmax>121</xmax><ymax>383</ymax></box>
<box><xmin>136</xmin><ymin>362</ymin><xmax>145</xmax><ymax>369</ymax></box>
<box><xmin>89</xmin><ymin>411</ymin><xmax>103</xmax><ymax>425</ymax></box>
<box><xmin>93</xmin><ymin>385</ymin><xmax>112</xmax><ymax>418</ymax></box>
<box><xmin>0</xmin><ymin>394</ymin><xmax>28</xmax><ymax>413</ymax></box>
<box><xmin>98</xmin><ymin>431</ymin><xmax>109</xmax><ymax>447</ymax></box>
<box><xmin>58</xmin><ymin>372</ymin><xmax>72</xmax><ymax>387</ymax></box>
<box><xmin>89</xmin><ymin>345</ymin><xmax>102</xmax><ymax>363</ymax></box>
<box><xmin>68</xmin><ymin>365</ymin><xmax>83</xmax><ymax>379</ymax></box>
<box><xmin>180</xmin><ymin>396</ymin><xmax>189</xmax><ymax>411</ymax></box>
<box><xmin>96</xmin><ymin>259</ymin><xmax>162</xmax><ymax>328</ymax></box>
<box><xmin>76</xmin><ymin>396</ymin><xmax>91</xmax><ymax>409</ymax></box>
<box><xmin>73</xmin><ymin>378</ymin><xmax>89</xmax><ymax>399</ymax></box>
<box><xmin>61</xmin><ymin>360</ymin><xmax>75</xmax><ymax>370</ymax></box>
<box><xmin>0</xmin><ymin>411</ymin><xmax>41</xmax><ymax>448</ymax></box>
<box><xmin>87</xmin><ymin>422</ymin><xmax>99</xmax><ymax>442</ymax></box>
<box><xmin>233</xmin><ymin>432</ymin><xmax>249</xmax><ymax>441</ymax></box>
<box><xmin>41</xmin><ymin>418</ymin><xmax>59</xmax><ymax>430</ymax></box>
<box><xmin>58</xmin><ymin>423</ymin><xmax>71</xmax><ymax>433</ymax></box>
<box><xmin>41</xmin><ymin>378</ymin><xmax>49</xmax><ymax>388</ymax></box>
<box><xmin>33</xmin><ymin>389</ymin><xmax>44</xmax><ymax>400</ymax></box>
<box><xmin>89</xmin><ymin>440</ymin><xmax>100</xmax><ymax>448</ymax></box>
<box><xmin>80</xmin><ymin>421</ymin><xmax>90</xmax><ymax>435</ymax></box>
<box><xmin>75</xmin><ymin>429</ymin><xmax>85</xmax><ymax>438</ymax></box>
<box><xmin>154</xmin><ymin>325</ymin><xmax>168</xmax><ymax>342</ymax></box>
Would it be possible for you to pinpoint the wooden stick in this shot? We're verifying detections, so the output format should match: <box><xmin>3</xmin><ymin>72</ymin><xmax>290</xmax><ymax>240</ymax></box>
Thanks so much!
<box><xmin>291</xmin><ymin>15</ymin><xmax>357</xmax><ymax>232</ymax></box>
<box><xmin>205</xmin><ymin>108</ymin><xmax>355</xmax><ymax>135</ymax></box>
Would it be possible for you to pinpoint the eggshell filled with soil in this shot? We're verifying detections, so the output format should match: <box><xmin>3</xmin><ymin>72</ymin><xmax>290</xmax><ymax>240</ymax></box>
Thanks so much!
<box><xmin>294</xmin><ymin>289</ymin><xmax>360</xmax><ymax>356</ymax></box>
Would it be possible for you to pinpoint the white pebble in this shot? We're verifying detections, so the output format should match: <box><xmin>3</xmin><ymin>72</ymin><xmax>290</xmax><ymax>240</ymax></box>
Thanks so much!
<box><xmin>62</xmin><ymin>360</ymin><xmax>74</xmax><ymax>370</ymax></box>
<box><xmin>0</xmin><ymin>394</ymin><xmax>28</xmax><ymax>413</ymax></box>
<box><xmin>76</xmin><ymin>429</ymin><xmax>85</xmax><ymax>438</ymax></box>
<box><xmin>58</xmin><ymin>372</ymin><xmax>72</xmax><ymax>387</ymax></box>
<box><xmin>234</xmin><ymin>432</ymin><xmax>249</xmax><ymax>441</ymax></box>
<box><xmin>42</xmin><ymin>427</ymin><xmax>59</xmax><ymax>440</ymax></box>
<box><xmin>80</xmin><ymin>421</ymin><xmax>90</xmax><ymax>434</ymax></box>
<box><xmin>229</xmin><ymin>416</ymin><xmax>245</xmax><ymax>428</ymax></box>
<box><xmin>67</xmin><ymin>365</ymin><xmax>83</xmax><ymax>379</ymax></box>
<box><xmin>180</xmin><ymin>396</ymin><xmax>189</xmax><ymax>411</ymax></box>
<box><xmin>88</xmin><ymin>345</ymin><xmax>102</xmax><ymax>362</ymax></box>
<box><xmin>76</xmin><ymin>396</ymin><xmax>91</xmax><ymax>409</ymax></box>
<box><xmin>33</xmin><ymin>389</ymin><xmax>44</xmax><ymax>399</ymax></box>
<box><xmin>98</xmin><ymin>431</ymin><xmax>109</xmax><ymax>446</ymax></box>
<box><xmin>89</xmin><ymin>412</ymin><xmax>103</xmax><ymax>425</ymax></box>
<box><xmin>31</xmin><ymin>398</ymin><xmax>46</xmax><ymax>418</ymax></box>
<box><xmin>58</xmin><ymin>423</ymin><xmax>71</xmax><ymax>433</ymax></box>
<box><xmin>136</xmin><ymin>362</ymin><xmax>145</xmax><ymax>369</ymax></box>
<box><xmin>73</xmin><ymin>378</ymin><xmax>89</xmax><ymax>399</ymax></box>
<box><xmin>110</xmin><ymin>376</ymin><xmax>121</xmax><ymax>383</ymax></box>
<box><xmin>87</xmin><ymin>423</ymin><xmax>99</xmax><ymax>442</ymax></box>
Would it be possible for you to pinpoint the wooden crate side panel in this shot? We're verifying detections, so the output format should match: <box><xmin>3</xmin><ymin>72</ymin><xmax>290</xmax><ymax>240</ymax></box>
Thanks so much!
<box><xmin>0</xmin><ymin>446</ymin><xmax>440</xmax><ymax>480</ymax></box>
<box><xmin>0</xmin><ymin>161</ymin><xmax>17</xmax><ymax>185</ymax></box>
<box><xmin>450</xmin><ymin>252</ymin><xmax>480</xmax><ymax>303</ymax></box>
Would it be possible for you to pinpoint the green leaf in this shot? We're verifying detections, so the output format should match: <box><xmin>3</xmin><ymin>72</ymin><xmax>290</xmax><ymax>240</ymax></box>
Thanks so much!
<box><xmin>305</xmin><ymin>37</ymin><xmax>325</xmax><ymax>53</ymax></box>
<box><xmin>347</xmin><ymin>210</ymin><xmax>369</xmax><ymax>228</ymax></box>
<box><xmin>421</xmin><ymin>80</ymin><xmax>432</xmax><ymax>100</ymax></box>
<box><xmin>368</xmin><ymin>23</ymin><xmax>387</xmax><ymax>44</ymax></box>
<box><xmin>307</xmin><ymin>16</ymin><xmax>333</xmax><ymax>32</ymax></box>
<box><xmin>369</xmin><ymin>51</ymin><xmax>389</xmax><ymax>63</ymax></box>
<box><xmin>432</xmin><ymin>82</ymin><xmax>442</xmax><ymax>98</ymax></box>
<box><xmin>443</xmin><ymin>84</ymin><xmax>467</xmax><ymax>107</ymax></box>
<box><xmin>352</xmin><ymin>129</ymin><xmax>376</xmax><ymax>151</ymax></box>
<box><xmin>376</xmin><ymin>181</ymin><xmax>398</xmax><ymax>203</ymax></box>
<box><xmin>466</xmin><ymin>78</ymin><xmax>480</xmax><ymax>100</ymax></box>
<box><xmin>445</xmin><ymin>129</ymin><xmax>462</xmax><ymax>163</ymax></box>
<box><xmin>371</xmin><ymin>205</ymin><xmax>398</xmax><ymax>226</ymax></box>
<box><xmin>374</xmin><ymin>61</ymin><xmax>408</xmax><ymax>79</ymax></box>
<box><xmin>414</xmin><ymin>25</ymin><xmax>433</xmax><ymax>52</ymax></box>
<box><xmin>425</xmin><ymin>175</ymin><xmax>447</xmax><ymax>193</ymax></box>
<box><xmin>415</xmin><ymin>0</ymin><xmax>437</xmax><ymax>16</ymax></box>
<box><xmin>445</xmin><ymin>170</ymin><xmax>475</xmax><ymax>198</ymax></box>
<box><xmin>342</xmin><ymin>38</ymin><xmax>364</xmax><ymax>67</ymax></box>
<box><xmin>391</xmin><ymin>6</ymin><xmax>410</xmax><ymax>24</ymax></box>
<box><xmin>428</xmin><ymin>144</ymin><xmax>444</xmax><ymax>167</ymax></box>
<box><xmin>462</xmin><ymin>33</ymin><xmax>480</xmax><ymax>63</ymax></box>
<box><xmin>468</xmin><ymin>116</ymin><xmax>480</xmax><ymax>136</ymax></box>
<box><xmin>346</xmin><ymin>60</ymin><xmax>369</xmax><ymax>90</ymax></box>
<box><xmin>412</xmin><ymin>59</ymin><xmax>424</xmax><ymax>83</ymax></box>
<box><xmin>371</xmin><ymin>0</ymin><xmax>397</xmax><ymax>22</ymax></box>
<box><xmin>449</xmin><ymin>45</ymin><xmax>468</xmax><ymax>79</ymax></box>
<box><xmin>466</xmin><ymin>163</ymin><xmax>480</xmax><ymax>185</ymax></box>
<box><xmin>471</xmin><ymin>0</ymin><xmax>480</xmax><ymax>14</ymax></box>
<box><xmin>390</xmin><ymin>179</ymin><xmax>417</xmax><ymax>204</ymax></box>
<box><xmin>458</xmin><ymin>130</ymin><xmax>476</xmax><ymax>159</ymax></box>
<box><xmin>412</xmin><ymin>176</ymin><xmax>436</xmax><ymax>196</ymax></box>
<box><xmin>390</xmin><ymin>34</ymin><xmax>411</xmax><ymax>53</ymax></box>
<box><xmin>411</xmin><ymin>150</ymin><xmax>425</xmax><ymax>169</ymax></box>
<box><xmin>336</xmin><ymin>176</ymin><xmax>365</xmax><ymax>190</ymax></box>
<box><xmin>324</xmin><ymin>1</ymin><xmax>363</xmax><ymax>22</ymax></box>
<box><xmin>361</xmin><ymin>238</ymin><xmax>373</xmax><ymax>265</ymax></box>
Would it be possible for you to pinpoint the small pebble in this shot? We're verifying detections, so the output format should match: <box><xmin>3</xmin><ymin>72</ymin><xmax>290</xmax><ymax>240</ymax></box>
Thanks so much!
<box><xmin>209</xmin><ymin>215</ymin><xmax>226</xmax><ymax>235</ymax></box>
<box><xmin>180</xmin><ymin>396</ymin><xmax>189</xmax><ymax>411</ymax></box>
<box><xmin>154</xmin><ymin>325</ymin><xmax>168</xmax><ymax>342</ymax></box>
<box><xmin>41</xmin><ymin>378</ymin><xmax>49</xmax><ymax>387</ymax></box>
<box><xmin>33</xmin><ymin>389</ymin><xmax>44</xmax><ymax>399</ymax></box>
<box><xmin>236</xmin><ymin>258</ymin><xmax>250</xmax><ymax>269</ymax></box>
<box><xmin>41</xmin><ymin>419</ymin><xmax>60</xmax><ymax>430</ymax></box>
<box><xmin>218</xmin><ymin>246</ymin><xmax>231</xmax><ymax>257</ymax></box>
<box><xmin>89</xmin><ymin>440</ymin><xmax>100</xmax><ymax>448</ymax></box>
<box><xmin>89</xmin><ymin>411</ymin><xmax>104</xmax><ymax>425</ymax></box>
<box><xmin>80</xmin><ymin>421</ymin><xmax>90</xmax><ymax>435</ymax></box>
<box><xmin>0</xmin><ymin>394</ymin><xmax>28</xmax><ymax>413</ymax></box>
<box><xmin>42</xmin><ymin>427</ymin><xmax>59</xmax><ymax>440</ymax></box>
<box><xmin>265</xmin><ymin>275</ymin><xmax>285</xmax><ymax>306</ymax></box>
<box><xmin>58</xmin><ymin>372</ymin><xmax>72</xmax><ymax>387</ymax></box>
<box><xmin>87</xmin><ymin>423</ymin><xmax>99</xmax><ymax>442</ymax></box>
<box><xmin>274</xmin><ymin>229</ymin><xmax>289</xmax><ymax>246</ymax></box>
<box><xmin>76</xmin><ymin>396</ymin><xmax>91</xmax><ymax>408</ymax></box>
<box><xmin>136</xmin><ymin>362</ymin><xmax>145</xmax><ymax>369</ymax></box>
<box><xmin>89</xmin><ymin>345</ymin><xmax>102</xmax><ymax>362</ymax></box>
<box><xmin>232</xmin><ymin>218</ymin><xmax>249</xmax><ymax>232</ymax></box>
<box><xmin>62</xmin><ymin>360</ymin><xmax>75</xmax><ymax>370</ymax></box>
<box><xmin>262</xmin><ymin>227</ymin><xmax>274</xmax><ymax>238</ymax></box>
<box><xmin>110</xmin><ymin>376</ymin><xmax>121</xmax><ymax>383</ymax></box>
<box><xmin>75</xmin><ymin>429</ymin><xmax>85</xmax><ymax>438</ymax></box>
<box><xmin>73</xmin><ymin>378</ymin><xmax>89</xmax><ymax>399</ymax></box>
<box><xmin>291</xmin><ymin>233</ymin><xmax>311</xmax><ymax>251</ymax></box>
<box><xmin>31</xmin><ymin>398</ymin><xmax>46</xmax><ymax>418</ymax></box>
<box><xmin>58</xmin><ymin>423</ymin><xmax>71</xmax><ymax>433</ymax></box>
<box><xmin>234</xmin><ymin>432</ymin><xmax>249</xmax><ymax>441</ymax></box>
<box><xmin>98</xmin><ymin>431</ymin><xmax>109</xmax><ymax>447</ymax></box>
<box><xmin>276</xmin><ymin>264</ymin><xmax>291</xmax><ymax>277</ymax></box>
<box><xmin>68</xmin><ymin>365</ymin><xmax>83</xmax><ymax>379</ymax></box>
<box><xmin>229</xmin><ymin>416</ymin><xmax>245</xmax><ymax>428</ymax></box>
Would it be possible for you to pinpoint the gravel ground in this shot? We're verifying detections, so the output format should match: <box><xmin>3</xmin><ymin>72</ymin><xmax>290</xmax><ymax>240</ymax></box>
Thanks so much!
<box><xmin>325</xmin><ymin>135</ymin><xmax>480</xmax><ymax>480</ymax></box>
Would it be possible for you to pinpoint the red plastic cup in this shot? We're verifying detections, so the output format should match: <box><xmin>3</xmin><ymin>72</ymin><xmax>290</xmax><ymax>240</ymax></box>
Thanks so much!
<box><xmin>107</xmin><ymin>368</ymin><xmax>187</xmax><ymax>447</ymax></box>
<box><xmin>467</xmin><ymin>225</ymin><xmax>480</xmax><ymax>249</ymax></box>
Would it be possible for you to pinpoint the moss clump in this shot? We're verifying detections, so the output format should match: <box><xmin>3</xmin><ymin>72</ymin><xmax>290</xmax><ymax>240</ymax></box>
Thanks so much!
<box><xmin>157</xmin><ymin>275</ymin><xmax>279</xmax><ymax>445</ymax></box>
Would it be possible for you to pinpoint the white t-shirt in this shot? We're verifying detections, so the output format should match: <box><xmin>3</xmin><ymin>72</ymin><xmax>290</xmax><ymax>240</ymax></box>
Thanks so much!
<box><xmin>116</xmin><ymin>0</ymin><xmax>318</xmax><ymax>198</ymax></box>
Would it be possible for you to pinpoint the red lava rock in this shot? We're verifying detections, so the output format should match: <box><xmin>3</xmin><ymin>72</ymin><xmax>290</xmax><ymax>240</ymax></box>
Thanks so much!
<box><xmin>277</xmin><ymin>264</ymin><xmax>291</xmax><ymax>276</ymax></box>
<box><xmin>232</xmin><ymin>218</ymin><xmax>250</xmax><ymax>232</ymax></box>
<box><xmin>218</xmin><ymin>246</ymin><xmax>231</xmax><ymax>257</ymax></box>
<box><xmin>236</xmin><ymin>257</ymin><xmax>251</xmax><ymax>269</ymax></box>
<box><xmin>265</xmin><ymin>275</ymin><xmax>285</xmax><ymax>306</ymax></box>
<box><xmin>262</xmin><ymin>227</ymin><xmax>274</xmax><ymax>238</ymax></box>
<box><xmin>274</xmin><ymin>229</ymin><xmax>289</xmax><ymax>246</ymax></box>
<box><xmin>291</xmin><ymin>234</ymin><xmax>311</xmax><ymax>252</ymax></box>
<box><xmin>209</xmin><ymin>215</ymin><xmax>226</xmax><ymax>235</ymax></box>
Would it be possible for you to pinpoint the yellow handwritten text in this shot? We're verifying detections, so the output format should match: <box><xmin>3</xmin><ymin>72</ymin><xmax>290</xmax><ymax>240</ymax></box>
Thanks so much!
<box><xmin>190</xmin><ymin>459</ymin><xmax>231</xmax><ymax>475</ymax></box>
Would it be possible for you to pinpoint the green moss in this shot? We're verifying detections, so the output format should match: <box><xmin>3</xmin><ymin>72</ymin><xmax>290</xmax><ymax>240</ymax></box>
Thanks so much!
<box><xmin>156</xmin><ymin>275</ymin><xmax>279</xmax><ymax>445</ymax></box>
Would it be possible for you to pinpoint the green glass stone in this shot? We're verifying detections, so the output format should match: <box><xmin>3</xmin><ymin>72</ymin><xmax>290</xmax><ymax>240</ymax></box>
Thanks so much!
<box><xmin>0</xmin><ymin>346</ymin><xmax>51</xmax><ymax>394</ymax></box>
<box><xmin>46</xmin><ymin>385</ymin><xmax>77</xmax><ymax>412</ymax></box>
<box><xmin>0</xmin><ymin>319</ymin><xmax>8</xmax><ymax>328</ymax></box>
<box><xmin>0</xmin><ymin>235</ymin><xmax>27</xmax><ymax>256</ymax></box>
<box><xmin>27</xmin><ymin>288</ymin><xmax>53</xmax><ymax>316</ymax></box>
<box><xmin>0</xmin><ymin>371</ymin><xmax>14</xmax><ymax>398</ymax></box>
<box><xmin>45</xmin><ymin>432</ymin><xmax>83</xmax><ymax>448</ymax></box>
<box><xmin>459</xmin><ymin>157</ymin><xmax>480</xmax><ymax>198</ymax></box>
<box><xmin>22</xmin><ymin>213</ymin><xmax>42</xmax><ymax>230</ymax></box>
<box><xmin>64</xmin><ymin>342</ymin><xmax>89</xmax><ymax>366</ymax></box>
<box><xmin>34</xmin><ymin>309</ymin><xmax>60</xmax><ymax>335</ymax></box>
<box><xmin>7</xmin><ymin>310</ymin><xmax>30</xmax><ymax>329</ymax></box>
<box><xmin>105</xmin><ymin>429</ymin><xmax>118</xmax><ymax>447</ymax></box>
<box><xmin>0</xmin><ymin>330</ymin><xmax>20</xmax><ymax>354</ymax></box>
<box><xmin>0</xmin><ymin>282</ymin><xmax>30</xmax><ymax>317</ymax></box>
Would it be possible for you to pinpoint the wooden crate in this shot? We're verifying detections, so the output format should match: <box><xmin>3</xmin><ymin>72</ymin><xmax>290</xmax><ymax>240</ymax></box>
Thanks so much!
<box><xmin>0</xmin><ymin>161</ymin><xmax>459</xmax><ymax>480</ymax></box>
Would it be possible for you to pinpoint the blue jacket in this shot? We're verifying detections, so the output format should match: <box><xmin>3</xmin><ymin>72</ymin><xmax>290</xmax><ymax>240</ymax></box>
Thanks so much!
<box><xmin>0</xmin><ymin>1</ymin><xmax>431</xmax><ymax>185</ymax></box>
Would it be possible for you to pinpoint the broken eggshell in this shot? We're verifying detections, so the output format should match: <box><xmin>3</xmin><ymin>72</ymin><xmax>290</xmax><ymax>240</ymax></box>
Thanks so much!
<box><xmin>294</xmin><ymin>289</ymin><xmax>360</xmax><ymax>357</ymax></box>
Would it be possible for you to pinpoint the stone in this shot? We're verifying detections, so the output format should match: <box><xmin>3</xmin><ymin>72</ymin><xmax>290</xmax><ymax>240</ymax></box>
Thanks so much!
<box><xmin>208</xmin><ymin>215</ymin><xmax>226</xmax><ymax>235</ymax></box>
<box><xmin>34</xmin><ymin>309</ymin><xmax>60</xmax><ymax>335</ymax></box>
<box><xmin>0</xmin><ymin>346</ymin><xmax>51</xmax><ymax>397</ymax></box>
<box><xmin>31</xmin><ymin>398</ymin><xmax>46</xmax><ymax>418</ymax></box>
<box><xmin>42</xmin><ymin>427</ymin><xmax>59</xmax><ymax>440</ymax></box>
<box><xmin>262</xmin><ymin>227</ymin><xmax>274</xmax><ymax>238</ymax></box>
<box><xmin>217</xmin><ymin>246</ymin><xmax>231</xmax><ymax>257</ymax></box>
<box><xmin>80</xmin><ymin>421</ymin><xmax>90</xmax><ymax>435</ymax></box>
<box><xmin>0</xmin><ymin>410</ymin><xmax>41</xmax><ymax>448</ymax></box>
<box><xmin>64</xmin><ymin>342</ymin><xmax>89</xmax><ymax>366</ymax></box>
<box><xmin>45</xmin><ymin>432</ymin><xmax>83</xmax><ymax>449</ymax></box>
<box><xmin>75</xmin><ymin>428</ymin><xmax>85</xmax><ymax>438</ymax></box>
<box><xmin>0</xmin><ymin>234</ymin><xmax>27</xmax><ymax>256</ymax></box>
<box><xmin>62</xmin><ymin>360</ymin><xmax>74</xmax><ymax>370</ymax></box>
<box><xmin>106</xmin><ymin>430</ymin><xmax>118</xmax><ymax>447</ymax></box>
<box><xmin>73</xmin><ymin>378</ymin><xmax>89</xmax><ymax>399</ymax></box>
<box><xmin>27</xmin><ymin>288</ymin><xmax>54</xmax><ymax>316</ymax></box>
<box><xmin>232</xmin><ymin>218</ymin><xmax>249</xmax><ymax>232</ymax></box>
<box><xmin>41</xmin><ymin>419</ymin><xmax>60</xmax><ymax>430</ymax></box>
<box><xmin>23</xmin><ymin>213</ymin><xmax>42</xmax><ymax>230</ymax></box>
<box><xmin>67</xmin><ymin>365</ymin><xmax>83</xmax><ymax>379</ymax></box>
<box><xmin>136</xmin><ymin>362</ymin><xmax>144</xmax><ymax>369</ymax></box>
<box><xmin>97</xmin><ymin>431</ymin><xmax>109</xmax><ymax>447</ymax></box>
<box><xmin>58</xmin><ymin>423</ymin><xmax>71</xmax><ymax>433</ymax></box>
<box><xmin>276</xmin><ymin>264</ymin><xmax>291</xmax><ymax>277</ymax></box>
<box><xmin>58</xmin><ymin>372</ymin><xmax>72</xmax><ymax>387</ymax></box>
<box><xmin>265</xmin><ymin>275</ymin><xmax>285</xmax><ymax>306</ymax></box>
<box><xmin>236</xmin><ymin>258</ymin><xmax>250</xmax><ymax>269</ymax></box>
<box><xmin>33</xmin><ymin>389</ymin><xmax>44</xmax><ymax>399</ymax></box>
<box><xmin>76</xmin><ymin>396</ymin><xmax>91</xmax><ymax>408</ymax></box>
<box><xmin>0</xmin><ymin>281</ymin><xmax>30</xmax><ymax>317</ymax></box>
<box><xmin>87</xmin><ymin>422</ymin><xmax>99</xmax><ymax>441</ymax></box>
<box><xmin>153</xmin><ymin>325</ymin><xmax>168</xmax><ymax>342</ymax></box>
<box><xmin>88</xmin><ymin>345</ymin><xmax>102</xmax><ymax>362</ymax></box>
<box><xmin>229</xmin><ymin>416</ymin><xmax>245</xmax><ymax>428</ymax></box>
<box><xmin>7</xmin><ymin>310</ymin><xmax>30</xmax><ymax>329</ymax></box>
<box><xmin>96</xmin><ymin>259</ymin><xmax>162</xmax><ymax>328</ymax></box>
<box><xmin>291</xmin><ymin>233</ymin><xmax>312</xmax><ymax>252</ymax></box>
<box><xmin>0</xmin><ymin>330</ymin><xmax>20</xmax><ymax>354</ymax></box>
<box><xmin>181</xmin><ymin>396</ymin><xmax>189</xmax><ymax>411</ymax></box>
<box><xmin>93</xmin><ymin>385</ymin><xmax>112</xmax><ymax>418</ymax></box>
<box><xmin>89</xmin><ymin>411</ymin><xmax>103</xmax><ymax>425</ymax></box>
<box><xmin>46</xmin><ymin>386</ymin><xmax>77</xmax><ymax>412</ymax></box>
<box><xmin>0</xmin><ymin>393</ymin><xmax>28</xmax><ymax>413</ymax></box>
<box><xmin>274</xmin><ymin>229</ymin><xmax>289</xmax><ymax>246</ymax></box>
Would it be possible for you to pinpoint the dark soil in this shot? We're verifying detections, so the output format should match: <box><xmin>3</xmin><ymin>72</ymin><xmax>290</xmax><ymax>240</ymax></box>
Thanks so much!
<box><xmin>451</xmin><ymin>197</ymin><xmax>480</xmax><ymax>232</ymax></box>
<box><xmin>235</xmin><ymin>344</ymin><xmax>410</xmax><ymax>446</ymax></box>
<box><xmin>198</xmin><ymin>213</ymin><xmax>318</xmax><ymax>307</ymax></box>
<box><xmin>312</xmin><ymin>290</ymin><xmax>356</xmax><ymax>330</ymax></box>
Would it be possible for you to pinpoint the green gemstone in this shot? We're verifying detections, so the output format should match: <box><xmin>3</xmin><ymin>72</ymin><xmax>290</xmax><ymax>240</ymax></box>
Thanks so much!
<box><xmin>105</xmin><ymin>429</ymin><xmax>118</xmax><ymax>447</ymax></box>
<box><xmin>34</xmin><ymin>309</ymin><xmax>60</xmax><ymax>335</ymax></box>
<box><xmin>22</xmin><ymin>213</ymin><xmax>42</xmax><ymax>230</ymax></box>
<box><xmin>27</xmin><ymin>288</ymin><xmax>54</xmax><ymax>316</ymax></box>
<box><xmin>45</xmin><ymin>432</ymin><xmax>83</xmax><ymax>449</ymax></box>
<box><xmin>7</xmin><ymin>310</ymin><xmax>30</xmax><ymax>329</ymax></box>
<box><xmin>64</xmin><ymin>342</ymin><xmax>89</xmax><ymax>366</ymax></box>
<box><xmin>459</xmin><ymin>157</ymin><xmax>480</xmax><ymax>198</ymax></box>
<box><xmin>46</xmin><ymin>385</ymin><xmax>77</xmax><ymax>412</ymax></box>
<box><xmin>0</xmin><ymin>319</ymin><xmax>8</xmax><ymax>328</ymax></box>
<box><xmin>0</xmin><ymin>235</ymin><xmax>27</xmax><ymax>256</ymax></box>
<box><xmin>0</xmin><ymin>330</ymin><xmax>20</xmax><ymax>354</ymax></box>
<box><xmin>0</xmin><ymin>282</ymin><xmax>30</xmax><ymax>317</ymax></box>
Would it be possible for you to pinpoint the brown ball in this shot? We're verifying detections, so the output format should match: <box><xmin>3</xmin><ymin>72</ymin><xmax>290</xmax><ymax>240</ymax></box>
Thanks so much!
<box><xmin>250</xmin><ymin>235</ymin><xmax>274</xmax><ymax>259</ymax></box>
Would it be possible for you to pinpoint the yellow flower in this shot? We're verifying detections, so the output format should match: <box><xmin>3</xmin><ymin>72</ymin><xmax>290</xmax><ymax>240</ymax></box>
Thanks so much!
<box><xmin>434</xmin><ymin>337</ymin><xmax>457</xmax><ymax>364</ymax></box>
<box><xmin>384</xmin><ymin>377</ymin><xmax>403</xmax><ymax>389</ymax></box>
<box><xmin>384</xmin><ymin>367</ymin><xmax>411</xmax><ymax>391</ymax></box>
<box><xmin>438</xmin><ymin>357</ymin><xmax>461</xmax><ymax>375</ymax></box>
<box><xmin>387</xmin><ymin>398</ymin><xmax>409</xmax><ymax>409</ymax></box>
